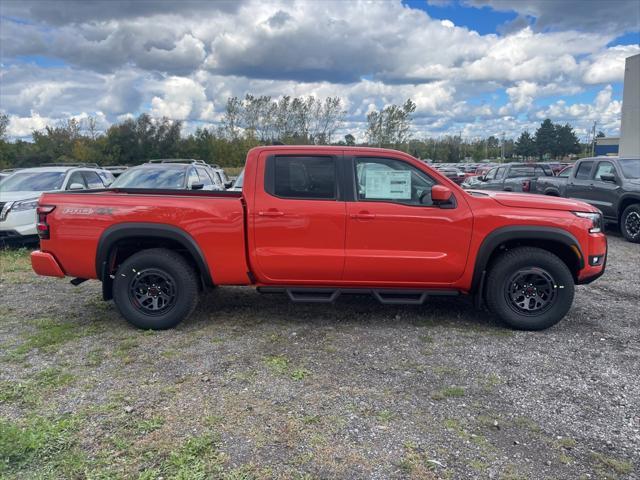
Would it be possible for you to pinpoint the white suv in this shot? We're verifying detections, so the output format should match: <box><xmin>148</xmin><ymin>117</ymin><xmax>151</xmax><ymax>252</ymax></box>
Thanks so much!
<box><xmin>0</xmin><ymin>165</ymin><xmax>115</xmax><ymax>244</ymax></box>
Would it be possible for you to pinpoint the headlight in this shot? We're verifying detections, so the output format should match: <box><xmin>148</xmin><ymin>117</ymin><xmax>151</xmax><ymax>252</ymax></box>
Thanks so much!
<box><xmin>11</xmin><ymin>198</ymin><xmax>39</xmax><ymax>212</ymax></box>
<box><xmin>573</xmin><ymin>211</ymin><xmax>602</xmax><ymax>233</ymax></box>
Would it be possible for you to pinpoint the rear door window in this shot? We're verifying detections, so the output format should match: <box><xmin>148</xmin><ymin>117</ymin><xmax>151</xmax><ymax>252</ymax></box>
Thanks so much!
<box><xmin>267</xmin><ymin>156</ymin><xmax>337</xmax><ymax>200</ymax></box>
<box><xmin>195</xmin><ymin>167</ymin><xmax>214</xmax><ymax>189</ymax></box>
<box><xmin>66</xmin><ymin>171</ymin><xmax>87</xmax><ymax>189</ymax></box>
<box><xmin>575</xmin><ymin>161</ymin><xmax>594</xmax><ymax>180</ymax></box>
<box><xmin>82</xmin><ymin>171</ymin><xmax>105</xmax><ymax>189</ymax></box>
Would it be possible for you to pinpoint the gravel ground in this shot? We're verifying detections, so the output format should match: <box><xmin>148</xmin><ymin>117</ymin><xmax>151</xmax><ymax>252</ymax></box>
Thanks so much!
<box><xmin>0</xmin><ymin>233</ymin><xmax>638</xmax><ymax>479</ymax></box>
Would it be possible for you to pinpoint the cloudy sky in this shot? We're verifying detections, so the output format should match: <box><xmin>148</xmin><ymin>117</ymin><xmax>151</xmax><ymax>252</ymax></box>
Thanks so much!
<box><xmin>1</xmin><ymin>0</ymin><xmax>639</xmax><ymax>141</ymax></box>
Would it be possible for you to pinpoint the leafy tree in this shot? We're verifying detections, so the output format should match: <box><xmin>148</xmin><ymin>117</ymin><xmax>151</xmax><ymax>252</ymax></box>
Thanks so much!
<box><xmin>344</xmin><ymin>134</ymin><xmax>355</xmax><ymax>146</ymax></box>
<box><xmin>555</xmin><ymin>123</ymin><xmax>580</xmax><ymax>157</ymax></box>
<box><xmin>596</xmin><ymin>131</ymin><xmax>605</xmax><ymax>138</ymax></box>
<box><xmin>534</xmin><ymin>118</ymin><xmax>557</xmax><ymax>159</ymax></box>
<box><xmin>0</xmin><ymin>112</ymin><xmax>9</xmax><ymax>140</ymax></box>
<box><xmin>514</xmin><ymin>131</ymin><xmax>536</xmax><ymax>159</ymax></box>
<box><xmin>366</xmin><ymin>99</ymin><xmax>416</xmax><ymax>148</ymax></box>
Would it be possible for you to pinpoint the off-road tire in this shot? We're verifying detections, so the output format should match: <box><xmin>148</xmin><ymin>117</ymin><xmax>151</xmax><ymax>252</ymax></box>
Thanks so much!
<box><xmin>621</xmin><ymin>204</ymin><xmax>640</xmax><ymax>243</ymax></box>
<box><xmin>113</xmin><ymin>248</ymin><xmax>199</xmax><ymax>330</ymax></box>
<box><xmin>485</xmin><ymin>247</ymin><xmax>574</xmax><ymax>330</ymax></box>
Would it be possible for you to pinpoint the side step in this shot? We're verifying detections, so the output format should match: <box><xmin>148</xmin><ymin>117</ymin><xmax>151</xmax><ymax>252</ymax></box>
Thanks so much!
<box><xmin>257</xmin><ymin>287</ymin><xmax>459</xmax><ymax>305</ymax></box>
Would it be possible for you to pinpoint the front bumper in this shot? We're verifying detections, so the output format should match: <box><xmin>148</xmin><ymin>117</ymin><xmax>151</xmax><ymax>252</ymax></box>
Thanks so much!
<box><xmin>576</xmin><ymin>234</ymin><xmax>607</xmax><ymax>285</ymax></box>
<box><xmin>31</xmin><ymin>250</ymin><xmax>65</xmax><ymax>278</ymax></box>
<box><xmin>0</xmin><ymin>208</ymin><xmax>38</xmax><ymax>236</ymax></box>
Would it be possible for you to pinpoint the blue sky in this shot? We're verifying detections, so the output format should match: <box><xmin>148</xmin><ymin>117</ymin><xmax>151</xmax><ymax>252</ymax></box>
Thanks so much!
<box><xmin>1</xmin><ymin>0</ymin><xmax>639</xmax><ymax>140</ymax></box>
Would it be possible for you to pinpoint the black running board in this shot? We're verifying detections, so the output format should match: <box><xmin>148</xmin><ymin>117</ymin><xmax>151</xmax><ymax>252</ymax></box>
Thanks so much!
<box><xmin>257</xmin><ymin>287</ymin><xmax>459</xmax><ymax>305</ymax></box>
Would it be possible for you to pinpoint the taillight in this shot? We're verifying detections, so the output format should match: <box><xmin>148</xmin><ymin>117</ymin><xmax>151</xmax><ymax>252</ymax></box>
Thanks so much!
<box><xmin>36</xmin><ymin>205</ymin><xmax>55</xmax><ymax>239</ymax></box>
<box><xmin>521</xmin><ymin>180</ymin><xmax>531</xmax><ymax>192</ymax></box>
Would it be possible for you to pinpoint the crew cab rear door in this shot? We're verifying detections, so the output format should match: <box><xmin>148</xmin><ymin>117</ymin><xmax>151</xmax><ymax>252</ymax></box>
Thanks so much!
<box><xmin>251</xmin><ymin>151</ymin><xmax>346</xmax><ymax>283</ymax></box>
<box><xmin>343</xmin><ymin>154</ymin><xmax>473</xmax><ymax>285</ymax></box>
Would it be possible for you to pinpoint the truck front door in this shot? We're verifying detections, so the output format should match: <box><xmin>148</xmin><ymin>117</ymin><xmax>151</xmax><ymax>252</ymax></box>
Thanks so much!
<box><xmin>251</xmin><ymin>153</ymin><xmax>346</xmax><ymax>283</ymax></box>
<box><xmin>343</xmin><ymin>155</ymin><xmax>473</xmax><ymax>285</ymax></box>
<box><xmin>566</xmin><ymin>160</ymin><xmax>595</xmax><ymax>201</ymax></box>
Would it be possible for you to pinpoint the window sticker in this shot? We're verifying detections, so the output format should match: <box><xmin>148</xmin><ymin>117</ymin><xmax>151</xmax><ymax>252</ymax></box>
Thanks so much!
<box><xmin>364</xmin><ymin>169</ymin><xmax>411</xmax><ymax>199</ymax></box>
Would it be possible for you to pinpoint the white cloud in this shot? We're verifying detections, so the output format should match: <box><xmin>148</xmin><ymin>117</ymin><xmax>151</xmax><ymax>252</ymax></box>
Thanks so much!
<box><xmin>7</xmin><ymin>111</ymin><xmax>56</xmax><ymax>138</ymax></box>
<box><xmin>0</xmin><ymin>0</ymin><xmax>637</xmax><ymax>140</ymax></box>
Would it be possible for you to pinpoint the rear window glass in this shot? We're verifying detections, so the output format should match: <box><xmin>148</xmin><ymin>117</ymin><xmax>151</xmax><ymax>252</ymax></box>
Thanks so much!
<box><xmin>271</xmin><ymin>156</ymin><xmax>336</xmax><ymax>199</ymax></box>
<box><xmin>575</xmin><ymin>161</ymin><xmax>594</xmax><ymax>180</ymax></box>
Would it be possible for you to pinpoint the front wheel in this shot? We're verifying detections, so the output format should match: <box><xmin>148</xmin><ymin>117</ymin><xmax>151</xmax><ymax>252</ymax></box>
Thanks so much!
<box><xmin>112</xmin><ymin>248</ymin><xmax>199</xmax><ymax>329</ymax></box>
<box><xmin>621</xmin><ymin>204</ymin><xmax>640</xmax><ymax>243</ymax></box>
<box><xmin>485</xmin><ymin>247</ymin><xmax>574</xmax><ymax>330</ymax></box>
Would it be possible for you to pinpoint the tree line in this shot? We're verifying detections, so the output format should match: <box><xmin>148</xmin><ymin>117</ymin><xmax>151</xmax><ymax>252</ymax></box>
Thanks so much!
<box><xmin>0</xmin><ymin>96</ymin><xmax>593</xmax><ymax>170</ymax></box>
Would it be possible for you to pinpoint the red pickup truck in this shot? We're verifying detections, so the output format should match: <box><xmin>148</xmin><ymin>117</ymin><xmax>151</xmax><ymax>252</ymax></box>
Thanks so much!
<box><xmin>31</xmin><ymin>146</ymin><xmax>607</xmax><ymax>331</ymax></box>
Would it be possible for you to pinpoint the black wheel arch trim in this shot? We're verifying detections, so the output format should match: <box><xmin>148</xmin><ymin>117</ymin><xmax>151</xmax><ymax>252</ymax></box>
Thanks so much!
<box><xmin>96</xmin><ymin>223</ymin><xmax>214</xmax><ymax>289</ymax></box>
<box><xmin>471</xmin><ymin>225</ymin><xmax>585</xmax><ymax>295</ymax></box>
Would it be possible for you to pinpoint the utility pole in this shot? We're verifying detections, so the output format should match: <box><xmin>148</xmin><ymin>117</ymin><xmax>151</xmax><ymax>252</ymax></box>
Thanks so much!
<box><xmin>501</xmin><ymin>131</ymin><xmax>505</xmax><ymax>161</ymax></box>
<box><xmin>591</xmin><ymin>121</ymin><xmax>597</xmax><ymax>157</ymax></box>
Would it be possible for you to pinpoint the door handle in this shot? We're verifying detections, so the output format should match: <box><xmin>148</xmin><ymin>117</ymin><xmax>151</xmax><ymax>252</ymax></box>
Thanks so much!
<box><xmin>350</xmin><ymin>212</ymin><xmax>376</xmax><ymax>220</ymax></box>
<box><xmin>258</xmin><ymin>210</ymin><xmax>285</xmax><ymax>217</ymax></box>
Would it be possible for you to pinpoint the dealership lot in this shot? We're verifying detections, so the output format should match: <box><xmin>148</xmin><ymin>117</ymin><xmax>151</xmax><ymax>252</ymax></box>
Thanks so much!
<box><xmin>0</xmin><ymin>234</ymin><xmax>638</xmax><ymax>479</ymax></box>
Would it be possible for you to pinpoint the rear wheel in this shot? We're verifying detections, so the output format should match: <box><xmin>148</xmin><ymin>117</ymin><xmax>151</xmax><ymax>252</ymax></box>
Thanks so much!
<box><xmin>112</xmin><ymin>248</ymin><xmax>199</xmax><ymax>329</ymax></box>
<box><xmin>485</xmin><ymin>247</ymin><xmax>574</xmax><ymax>330</ymax></box>
<box><xmin>621</xmin><ymin>204</ymin><xmax>640</xmax><ymax>243</ymax></box>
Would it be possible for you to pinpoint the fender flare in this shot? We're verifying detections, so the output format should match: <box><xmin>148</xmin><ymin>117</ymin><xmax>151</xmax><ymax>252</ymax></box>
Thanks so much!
<box><xmin>95</xmin><ymin>223</ymin><xmax>214</xmax><ymax>286</ymax></box>
<box><xmin>470</xmin><ymin>225</ymin><xmax>584</xmax><ymax>294</ymax></box>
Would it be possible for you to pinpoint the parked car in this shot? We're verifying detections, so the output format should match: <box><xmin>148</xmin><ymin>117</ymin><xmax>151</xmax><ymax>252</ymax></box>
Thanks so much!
<box><xmin>436</xmin><ymin>167</ymin><xmax>466</xmax><ymax>184</ymax></box>
<box><xmin>110</xmin><ymin>160</ymin><xmax>225</xmax><ymax>191</ymax></box>
<box><xmin>461</xmin><ymin>175</ymin><xmax>483</xmax><ymax>189</ymax></box>
<box><xmin>475</xmin><ymin>163</ymin><xmax>553</xmax><ymax>192</ymax></box>
<box><xmin>0</xmin><ymin>165</ymin><xmax>115</xmax><ymax>244</ymax></box>
<box><xmin>534</xmin><ymin>165</ymin><xmax>573</xmax><ymax>197</ymax></box>
<box><xmin>559</xmin><ymin>157</ymin><xmax>640</xmax><ymax>242</ymax></box>
<box><xmin>32</xmin><ymin>146</ymin><xmax>606</xmax><ymax>332</ymax></box>
<box><xmin>211</xmin><ymin>164</ymin><xmax>233</xmax><ymax>189</ymax></box>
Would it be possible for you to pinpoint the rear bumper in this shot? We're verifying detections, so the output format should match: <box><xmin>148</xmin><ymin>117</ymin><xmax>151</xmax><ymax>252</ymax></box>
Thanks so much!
<box><xmin>31</xmin><ymin>250</ymin><xmax>65</xmax><ymax>278</ymax></box>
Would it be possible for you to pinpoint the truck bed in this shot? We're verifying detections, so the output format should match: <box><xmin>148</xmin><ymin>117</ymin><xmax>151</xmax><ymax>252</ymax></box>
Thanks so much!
<box><xmin>38</xmin><ymin>188</ymin><xmax>249</xmax><ymax>284</ymax></box>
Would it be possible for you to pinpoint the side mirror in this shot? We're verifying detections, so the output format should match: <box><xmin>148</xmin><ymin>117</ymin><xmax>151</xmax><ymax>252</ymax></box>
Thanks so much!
<box><xmin>69</xmin><ymin>183</ymin><xmax>85</xmax><ymax>190</ymax></box>
<box><xmin>479</xmin><ymin>175</ymin><xmax>487</xmax><ymax>182</ymax></box>
<box><xmin>224</xmin><ymin>181</ymin><xmax>233</xmax><ymax>189</ymax></box>
<box><xmin>600</xmin><ymin>173</ymin><xmax>616</xmax><ymax>183</ymax></box>
<box><xmin>191</xmin><ymin>182</ymin><xmax>204</xmax><ymax>190</ymax></box>
<box><xmin>431</xmin><ymin>185</ymin><xmax>453</xmax><ymax>204</ymax></box>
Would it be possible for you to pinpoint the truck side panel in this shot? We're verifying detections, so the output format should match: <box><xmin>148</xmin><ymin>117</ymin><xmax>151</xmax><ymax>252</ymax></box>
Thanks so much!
<box><xmin>39</xmin><ymin>192</ymin><xmax>249</xmax><ymax>284</ymax></box>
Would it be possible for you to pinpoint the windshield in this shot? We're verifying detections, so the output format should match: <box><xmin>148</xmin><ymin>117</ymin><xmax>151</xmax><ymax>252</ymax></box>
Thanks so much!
<box><xmin>0</xmin><ymin>171</ymin><xmax>66</xmax><ymax>192</ymax></box>
<box><xmin>111</xmin><ymin>166</ymin><xmax>186</xmax><ymax>189</ymax></box>
<box><xmin>618</xmin><ymin>159</ymin><xmax>640</xmax><ymax>179</ymax></box>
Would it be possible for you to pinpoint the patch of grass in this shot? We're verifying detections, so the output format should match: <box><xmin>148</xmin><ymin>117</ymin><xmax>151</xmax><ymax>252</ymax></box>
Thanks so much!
<box><xmin>0</xmin><ymin>247</ymin><xmax>32</xmax><ymax>275</ymax></box>
<box><xmin>469</xmin><ymin>459</ymin><xmax>489</xmax><ymax>471</ymax></box>
<box><xmin>591</xmin><ymin>452</ymin><xmax>633</xmax><ymax>476</ymax></box>
<box><xmin>290</xmin><ymin>368</ymin><xmax>310</xmax><ymax>381</ymax></box>
<box><xmin>513</xmin><ymin>416</ymin><xmax>541</xmax><ymax>433</ymax></box>
<box><xmin>114</xmin><ymin>337</ymin><xmax>139</xmax><ymax>364</ymax></box>
<box><xmin>431</xmin><ymin>386</ymin><xmax>465</xmax><ymax>400</ymax></box>
<box><xmin>556</xmin><ymin>437</ymin><xmax>577</xmax><ymax>449</ymax></box>
<box><xmin>264</xmin><ymin>355</ymin><xmax>311</xmax><ymax>381</ymax></box>
<box><xmin>0</xmin><ymin>368</ymin><xmax>74</xmax><ymax>406</ymax></box>
<box><xmin>397</xmin><ymin>443</ymin><xmax>439</xmax><ymax>479</ymax></box>
<box><xmin>376</xmin><ymin>409</ymin><xmax>394</xmax><ymax>422</ymax></box>
<box><xmin>86</xmin><ymin>348</ymin><xmax>105</xmax><ymax>367</ymax></box>
<box><xmin>482</xmin><ymin>373</ymin><xmax>503</xmax><ymax>392</ymax></box>
<box><xmin>135</xmin><ymin>417</ymin><xmax>165</xmax><ymax>435</ymax></box>
<box><xmin>0</xmin><ymin>381</ymin><xmax>37</xmax><ymax>405</ymax></box>
<box><xmin>0</xmin><ymin>415</ymin><xmax>83</xmax><ymax>475</ymax></box>
<box><xmin>13</xmin><ymin>318</ymin><xmax>77</xmax><ymax>357</ymax></box>
<box><xmin>264</xmin><ymin>355</ymin><xmax>289</xmax><ymax>374</ymax></box>
<box><xmin>163</xmin><ymin>433</ymin><xmax>226</xmax><ymax>479</ymax></box>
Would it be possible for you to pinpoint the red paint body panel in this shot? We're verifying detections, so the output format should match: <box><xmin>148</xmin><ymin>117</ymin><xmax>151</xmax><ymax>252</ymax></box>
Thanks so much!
<box><xmin>33</xmin><ymin>146</ymin><xmax>606</xmax><ymax>292</ymax></box>
<box><xmin>31</xmin><ymin>251</ymin><xmax>65</xmax><ymax>277</ymax></box>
